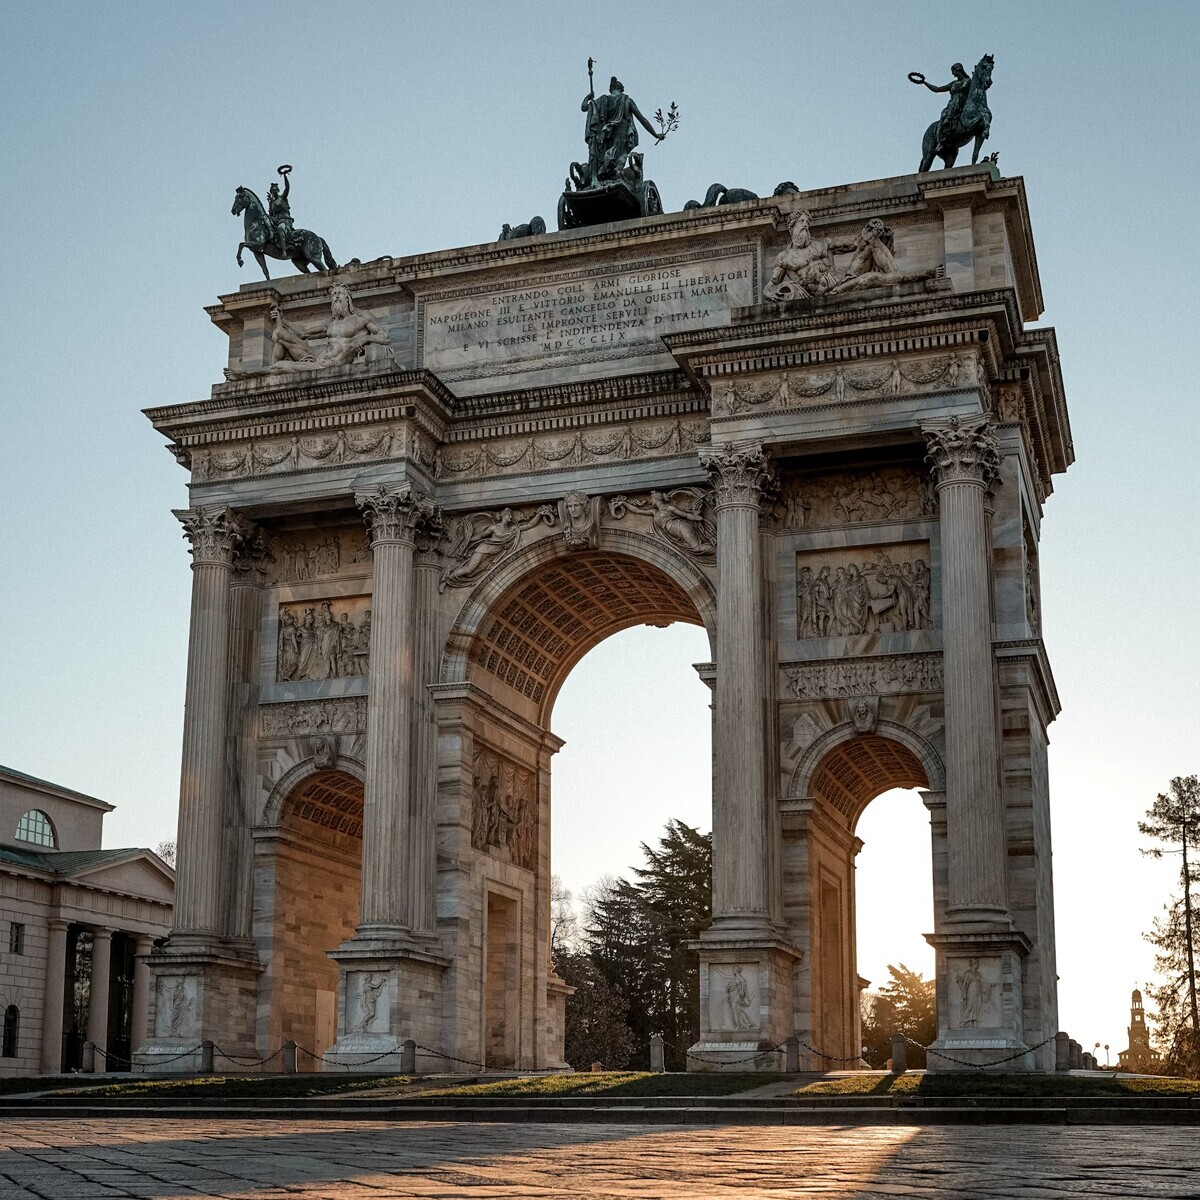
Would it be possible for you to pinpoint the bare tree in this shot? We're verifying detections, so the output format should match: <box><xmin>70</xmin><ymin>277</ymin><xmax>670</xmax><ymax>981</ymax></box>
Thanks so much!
<box><xmin>155</xmin><ymin>839</ymin><xmax>177</xmax><ymax>867</ymax></box>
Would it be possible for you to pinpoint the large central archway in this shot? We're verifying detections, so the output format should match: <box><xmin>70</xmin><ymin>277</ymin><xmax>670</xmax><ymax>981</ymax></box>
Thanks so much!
<box><xmin>434</xmin><ymin>536</ymin><xmax>715</xmax><ymax>1069</ymax></box>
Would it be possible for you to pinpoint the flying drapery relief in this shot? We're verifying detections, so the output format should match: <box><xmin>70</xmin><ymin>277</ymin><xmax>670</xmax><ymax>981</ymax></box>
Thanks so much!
<box><xmin>471</xmin><ymin>749</ymin><xmax>536</xmax><ymax>871</ymax></box>
<box><xmin>783</xmin><ymin>653</ymin><xmax>943</xmax><ymax>699</ymax></box>
<box><xmin>795</xmin><ymin>543</ymin><xmax>932</xmax><ymax>639</ymax></box>
<box><xmin>432</xmin><ymin>417</ymin><xmax>707</xmax><ymax>482</ymax></box>
<box><xmin>711</xmin><ymin>353</ymin><xmax>976</xmax><ymax>418</ymax></box>
<box><xmin>607</xmin><ymin>488</ymin><xmax>716</xmax><ymax>559</ymax></box>
<box><xmin>771</xmin><ymin>466</ymin><xmax>936</xmax><ymax>531</ymax></box>
<box><xmin>439</xmin><ymin>506</ymin><xmax>557</xmax><ymax>590</ymax></box>
<box><xmin>277</xmin><ymin>597</ymin><xmax>371</xmax><ymax>682</ymax></box>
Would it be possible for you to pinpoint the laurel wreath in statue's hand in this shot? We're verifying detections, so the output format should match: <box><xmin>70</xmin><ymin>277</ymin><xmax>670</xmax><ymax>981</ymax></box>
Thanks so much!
<box><xmin>277</xmin><ymin>164</ymin><xmax>293</xmax><ymax>176</ymax></box>
<box><xmin>907</xmin><ymin>72</ymin><xmax>926</xmax><ymax>85</ymax></box>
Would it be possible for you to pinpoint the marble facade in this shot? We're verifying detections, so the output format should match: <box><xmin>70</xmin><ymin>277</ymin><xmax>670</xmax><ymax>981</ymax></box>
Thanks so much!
<box><xmin>143</xmin><ymin>164</ymin><xmax>1072</xmax><ymax>1072</ymax></box>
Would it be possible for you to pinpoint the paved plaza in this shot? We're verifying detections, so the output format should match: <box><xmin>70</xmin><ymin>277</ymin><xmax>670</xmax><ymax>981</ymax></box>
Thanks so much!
<box><xmin>0</xmin><ymin>1119</ymin><xmax>1195</xmax><ymax>1198</ymax></box>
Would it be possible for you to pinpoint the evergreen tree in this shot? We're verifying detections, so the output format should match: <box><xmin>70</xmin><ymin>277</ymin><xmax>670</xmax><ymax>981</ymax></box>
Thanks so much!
<box><xmin>555</xmin><ymin>951</ymin><xmax>635</xmax><ymax>1070</ymax></box>
<box><xmin>1140</xmin><ymin>775</ymin><xmax>1200</xmax><ymax>1075</ymax></box>
<box><xmin>860</xmin><ymin>963</ymin><xmax>936</xmax><ymax>1068</ymax></box>
<box><xmin>581</xmin><ymin>820</ymin><xmax>712</xmax><ymax>1070</ymax></box>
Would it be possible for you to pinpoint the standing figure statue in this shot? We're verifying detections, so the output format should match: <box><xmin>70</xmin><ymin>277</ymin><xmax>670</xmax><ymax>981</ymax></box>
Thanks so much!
<box><xmin>232</xmin><ymin>164</ymin><xmax>338</xmax><ymax>280</ymax></box>
<box><xmin>910</xmin><ymin>55</ymin><xmax>995</xmax><ymax>172</ymax></box>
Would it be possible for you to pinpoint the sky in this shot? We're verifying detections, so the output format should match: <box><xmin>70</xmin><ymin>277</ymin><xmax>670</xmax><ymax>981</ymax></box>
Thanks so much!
<box><xmin>1</xmin><ymin>1</ymin><xmax>1197</xmax><ymax>1058</ymax></box>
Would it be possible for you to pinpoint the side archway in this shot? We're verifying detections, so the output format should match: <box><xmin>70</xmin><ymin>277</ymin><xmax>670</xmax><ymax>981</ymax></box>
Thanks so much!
<box><xmin>257</xmin><ymin>765</ymin><xmax>364</xmax><ymax>1065</ymax></box>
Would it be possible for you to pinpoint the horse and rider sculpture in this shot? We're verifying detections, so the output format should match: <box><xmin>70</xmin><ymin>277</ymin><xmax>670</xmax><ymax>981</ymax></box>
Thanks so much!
<box><xmin>230</xmin><ymin>56</ymin><xmax>996</xmax><ymax>279</ymax></box>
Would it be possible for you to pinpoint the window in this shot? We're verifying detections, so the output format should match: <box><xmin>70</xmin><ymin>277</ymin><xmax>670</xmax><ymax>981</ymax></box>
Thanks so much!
<box><xmin>14</xmin><ymin>809</ymin><xmax>56</xmax><ymax>848</ymax></box>
<box><xmin>2</xmin><ymin>1006</ymin><xmax>17</xmax><ymax>1058</ymax></box>
<box><xmin>8</xmin><ymin>923</ymin><xmax>24</xmax><ymax>954</ymax></box>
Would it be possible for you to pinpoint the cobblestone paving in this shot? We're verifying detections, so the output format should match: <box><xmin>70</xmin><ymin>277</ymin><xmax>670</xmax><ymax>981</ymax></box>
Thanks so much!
<box><xmin>0</xmin><ymin>1119</ymin><xmax>1197</xmax><ymax>1199</ymax></box>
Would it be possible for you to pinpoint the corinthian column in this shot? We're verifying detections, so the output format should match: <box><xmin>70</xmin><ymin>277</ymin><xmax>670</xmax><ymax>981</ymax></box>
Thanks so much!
<box><xmin>172</xmin><ymin>506</ymin><xmax>244</xmax><ymax>939</ymax></box>
<box><xmin>355</xmin><ymin>484</ymin><xmax>438</xmax><ymax>936</ymax></box>
<box><xmin>924</xmin><ymin>418</ymin><xmax>1009</xmax><ymax>923</ymax></box>
<box><xmin>699</xmin><ymin>444</ymin><xmax>774</xmax><ymax>930</ymax></box>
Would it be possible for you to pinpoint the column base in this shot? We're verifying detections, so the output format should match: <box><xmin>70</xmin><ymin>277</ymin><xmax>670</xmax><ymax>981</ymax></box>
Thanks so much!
<box><xmin>325</xmin><ymin>934</ymin><xmax>450</xmax><ymax>1074</ymax></box>
<box><xmin>136</xmin><ymin>940</ymin><xmax>263</xmax><ymax>1073</ymax></box>
<box><xmin>689</xmin><ymin>931</ymin><xmax>802</xmax><ymax>1073</ymax></box>
<box><xmin>925</xmin><ymin>928</ymin><xmax>1034</xmax><ymax>1072</ymax></box>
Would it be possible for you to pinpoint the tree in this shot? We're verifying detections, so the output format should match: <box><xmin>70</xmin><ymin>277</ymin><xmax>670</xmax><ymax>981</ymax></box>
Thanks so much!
<box><xmin>556</xmin><ymin>950</ymin><xmax>635</xmax><ymax>1070</ymax></box>
<box><xmin>550</xmin><ymin>875</ymin><xmax>578</xmax><ymax>962</ymax></box>
<box><xmin>581</xmin><ymin>820</ymin><xmax>712</xmax><ymax>1070</ymax></box>
<box><xmin>1140</xmin><ymin>775</ymin><xmax>1200</xmax><ymax>1076</ymax></box>
<box><xmin>860</xmin><ymin>963</ymin><xmax>936</xmax><ymax>1068</ymax></box>
<box><xmin>155</xmin><ymin>839</ymin><xmax>177</xmax><ymax>866</ymax></box>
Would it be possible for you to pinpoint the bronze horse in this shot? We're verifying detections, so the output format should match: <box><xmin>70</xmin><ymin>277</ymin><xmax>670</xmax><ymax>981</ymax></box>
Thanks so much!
<box><xmin>232</xmin><ymin>186</ymin><xmax>337</xmax><ymax>280</ymax></box>
<box><xmin>918</xmin><ymin>55</ymin><xmax>994</xmax><ymax>172</ymax></box>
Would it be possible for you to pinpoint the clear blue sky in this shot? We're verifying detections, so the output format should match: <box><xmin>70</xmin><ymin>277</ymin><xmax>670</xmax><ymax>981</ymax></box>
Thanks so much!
<box><xmin>1</xmin><ymin>1</ymin><xmax>1197</xmax><ymax>1055</ymax></box>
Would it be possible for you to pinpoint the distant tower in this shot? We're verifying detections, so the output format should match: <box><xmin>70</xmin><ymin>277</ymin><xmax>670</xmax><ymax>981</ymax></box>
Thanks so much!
<box><xmin>1120</xmin><ymin>988</ymin><xmax>1154</xmax><ymax>1073</ymax></box>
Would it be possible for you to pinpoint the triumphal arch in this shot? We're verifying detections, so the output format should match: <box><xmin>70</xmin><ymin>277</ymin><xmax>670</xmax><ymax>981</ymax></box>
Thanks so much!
<box><xmin>142</xmin><ymin>159</ymin><xmax>1071</xmax><ymax>1073</ymax></box>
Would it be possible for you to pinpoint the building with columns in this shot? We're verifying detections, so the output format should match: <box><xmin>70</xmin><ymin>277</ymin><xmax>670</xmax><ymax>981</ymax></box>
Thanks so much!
<box><xmin>0</xmin><ymin>767</ymin><xmax>174</xmax><ymax>1075</ymax></box>
<box><xmin>143</xmin><ymin>164</ymin><xmax>1071</xmax><ymax>1072</ymax></box>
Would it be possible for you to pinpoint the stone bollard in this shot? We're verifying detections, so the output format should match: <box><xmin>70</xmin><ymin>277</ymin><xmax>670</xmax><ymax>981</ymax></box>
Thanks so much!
<box><xmin>1069</xmin><ymin>1040</ymin><xmax>1082</xmax><ymax>1070</ymax></box>
<box><xmin>786</xmin><ymin>1036</ymin><xmax>800</xmax><ymax>1073</ymax></box>
<box><xmin>1055</xmin><ymin>1031</ymin><xmax>1071</xmax><ymax>1072</ymax></box>
<box><xmin>81</xmin><ymin>1041</ymin><xmax>96</xmax><ymax>1073</ymax></box>
<box><xmin>649</xmin><ymin>1034</ymin><xmax>665</xmax><ymax>1073</ymax></box>
<box><xmin>200</xmin><ymin>1040</ymin><xmax>215</xmax><ymax>1074</ymax></box>
<box><xmin>890</xmin><ymin>1034</ymin><xmax>907</xmax><ymax>1075</ymax></box>
<box><xmin>282</xmin><ymin>1040</ymin><xmax>297</xmax><ymax>1074</ymax></box>
<box><xmin>590</xmin><ymin>1061</ymin><xmax>603</xmax><ymax>1072</ymax></box>
<box><xmin>401</xmin><ymin>1039</ymin><xmax>417</xmax><ymax>1074</ymax></box>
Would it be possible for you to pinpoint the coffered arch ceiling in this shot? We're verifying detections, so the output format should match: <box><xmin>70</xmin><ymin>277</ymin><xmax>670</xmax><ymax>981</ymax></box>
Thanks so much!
<box><xmin>811</xmin><ymin>735</ymin><xmax>929</xmax><ymax>830</ymax></box>
<box><xmin>465</xmin><ymin>551</ymin><xmax>707</xmax><ymax>723</ymax></box>
<box><xmin>281</xmin><ymin>769</ymin><xmax>364</xmax><ymax>841</ymax></box>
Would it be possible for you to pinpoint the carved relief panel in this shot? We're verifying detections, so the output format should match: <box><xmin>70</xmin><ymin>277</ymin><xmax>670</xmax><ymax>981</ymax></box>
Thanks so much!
<box><xmin>947</xmin><ymin>956</ymin><xmax>1000</xmax><ymax>1030</ymax></box>
<box><xmin>154</xmin><ymin>975</ymin><xmax>199</xmax><ymax>1038</ymax></box>
<box><xmin>795</xmin><ymin>542</ymin><xmax>932</xmax><ymax>639</ymax></box>
<box><xmin>772</xmin><ymin>466</ymin><xmax>935</xmax><ymax>532</ymax></box>
<box><xmin>708</xmin><ymin>964</ymin><xmax>760</xmax><ymax>1032</ymax></box>
<box><xmin>267</xmin><ymin>527</ymin><xmax>371</xmax><ymax>585</ymax></box>
<box><xmin>471</xmin><ymin>748</ymin><xmax>536</xmax><ymax>871</ymax></box>
<box><xmin>277</xmin><ymin>596</ymin><xmax>371</xmax><ymax>682</ymax></box>
<box><xmin>346</xmin><ymin>970</ymin><xmax>391</xmax><ymax>1035</ymax></box>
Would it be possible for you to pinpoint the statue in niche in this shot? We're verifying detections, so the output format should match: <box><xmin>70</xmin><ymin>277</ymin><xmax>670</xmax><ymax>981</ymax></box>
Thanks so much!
<box><xmin>827</xmin><ymin>219</ymin><xmax>943</xmax><ymax>294</ymax></box>
<box><xmin>558</xmin><ymin>491</ymin><xmax>602</xmax><ymax>550</ymax></box>
<box><xmin>763</xmin><ymin>210</ymin><xmax>846</xmax><ymax>302</ymax></box>
<box><xmin>354</xmin><ymin>973</ymin><xmax>387</xmax><ymax>1034</ymax></box>
<box><xmin>956</xmin><ymin>958</ymin><xmax>993</xmax><ymax>1027</ymax></box>
<box><xmin>439</xmin><ymin>506</ymin><xmax>555</xmax><ymax>591</ymax></box>
<box><xmin>721</xmin><ymin>966</ymin><xmax>756</xmax><ymax>1031</ymax></box>
<box><xmin>608</xmin><ymin>489</ymin><xmax>715</xmax><ymax>558</ymax></box>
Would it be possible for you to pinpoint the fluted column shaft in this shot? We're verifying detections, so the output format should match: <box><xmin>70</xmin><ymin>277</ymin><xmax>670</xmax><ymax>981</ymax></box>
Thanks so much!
<box><xmin>86</xmin><ymin>928</ymin><xmax>113</xmax><ymax>1053</ymax></box>
<box><xmin>130</xmin><ymin>935</ymin><xmax>153</xmax><ymax>1055</ymax></box>
<box><xmin>701</xmin><ymin>445</ymin><xmax>773</xmax><ymax>926</ymax></box>
<box><xmin>356</xmin><ymin>485</ymin><xmax>437</xmax><ymax>934</ymax></box>
<box><xmin>409</xmin><ymin>532</ymin><xmax>443</xmax><ymax>935</ymax></box>
<box><xmin>925</xmin><ymin>419</ymin><xmax>1009</xmax><ymax>921</ymax></box>
<box><xmin>40</xmin><ymin>920</ymin><xmax>69</xmax><ymax>1072</ymax></box>
<box><xmin>173</xmin><ymin>507</ymin><xmax>244</xmax><ymax>936</ymax></box>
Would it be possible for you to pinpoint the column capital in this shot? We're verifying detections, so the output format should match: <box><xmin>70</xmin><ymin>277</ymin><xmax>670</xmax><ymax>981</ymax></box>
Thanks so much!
<box><xmin>89</xmin><ymin>926</ymin><xmax>114</xmax><ymax>941</ymax></box>
<box><xmin>923</xmin><ymin>416</ymin><xmax>1001</xmax><ymax>490</ymax></box>
<box><xmin>699</xmin><ymin>443</ymin><xmax>775</xmax><ymax>510</ymax></box>
<box><xmin>231</xmin><ymin>522</ymin><xmax>271</xmax><ymax>586</ymax></box>
<box><xmin>356</xmin><ymin>484</ymin><xmax>439</xmax><ymax>548</ymax></box>
<box><xmin>174</xmin><ymin>506</ymin><xmax>246</xmax><ymax>567</ymax></box>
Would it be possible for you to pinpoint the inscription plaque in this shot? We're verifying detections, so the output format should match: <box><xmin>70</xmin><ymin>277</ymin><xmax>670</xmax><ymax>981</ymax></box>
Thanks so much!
<box><xmin>421</xmin><ymin>250</ymin><xmax>755</xmax><ymax>384</ymax></box>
